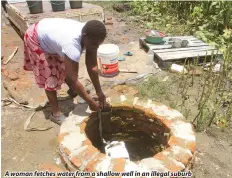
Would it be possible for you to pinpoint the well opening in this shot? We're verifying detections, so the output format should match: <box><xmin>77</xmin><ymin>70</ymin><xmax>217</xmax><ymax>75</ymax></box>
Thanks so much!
<box><xmin>85</xmin><ymin>107</ymin><xmax>170</xmax><ymax>162</ymax></box>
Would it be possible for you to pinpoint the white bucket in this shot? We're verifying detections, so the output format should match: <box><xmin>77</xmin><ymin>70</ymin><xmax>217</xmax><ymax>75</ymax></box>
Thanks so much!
<box><xmin>97</xmin><ymin>44</ymin><xmax>119</xmax><ymax>77</ymax></box>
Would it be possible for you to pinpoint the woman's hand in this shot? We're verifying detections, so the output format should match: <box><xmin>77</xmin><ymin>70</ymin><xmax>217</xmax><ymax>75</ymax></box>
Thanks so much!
<box><xmin>97</xmin><ymin>91</ymin><xmax>106</xmax><ymax>108</ymax></box>
<box><xmin>89</xmin><ymin>100</ymin><xmax>100</xmax><ymax>111</ymax></box>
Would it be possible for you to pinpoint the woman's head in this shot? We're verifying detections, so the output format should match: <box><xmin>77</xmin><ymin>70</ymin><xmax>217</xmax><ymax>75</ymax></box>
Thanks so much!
<box><xmin>82</xmin><ymin>20</ymin><xmax>107</xmax><ymax>51</ymax></box>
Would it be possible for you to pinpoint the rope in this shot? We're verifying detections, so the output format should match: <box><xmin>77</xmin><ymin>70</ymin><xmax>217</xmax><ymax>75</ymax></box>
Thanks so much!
<box><xmin>50</xmin><ymin>1</ymin><xmax>65</xmax><ymax>5</ymax></box>
<box><xmin>26</xmin><ymin>0</ymin><xmax>40</xmax><ymax>8</ymax></box>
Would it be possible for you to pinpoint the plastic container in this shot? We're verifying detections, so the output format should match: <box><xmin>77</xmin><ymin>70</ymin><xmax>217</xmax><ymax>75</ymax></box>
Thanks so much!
<box><xmin>105</xmin><ymin>141</ymin><xmax>129</xmax><ymax>159</ymax></box>
<box><xmin>50</xmin><ymin>1</ymin><xmax>65</xmax><ymax>12</ymax></box>
<box><xmin>69</xmin><ymin>1</ymin><xmax>82</xmax><ymax>9</ymax></box>
<box><xmin>97</xmin><ymin>44</ymin><xmax>119</xmax><ymax>77</ymax></box>
<box><xmin>26</xmin><ymin>0</ymin><xmax>43</xmax><ymax>14</ymax></box>
<box><xmin>147</xmin><ymin>49</ymin><xmax>154</xmax><ymax>65</ymax></box>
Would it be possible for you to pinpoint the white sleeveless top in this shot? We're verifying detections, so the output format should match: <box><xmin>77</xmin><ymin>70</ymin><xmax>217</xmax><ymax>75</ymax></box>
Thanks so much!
<box><xmin>37</xmin><ymin>18</ymin><xmax>85</xmax><ymax>63</ymax></box>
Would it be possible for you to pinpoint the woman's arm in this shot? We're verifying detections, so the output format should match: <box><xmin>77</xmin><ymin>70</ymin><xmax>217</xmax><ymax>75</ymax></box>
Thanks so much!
<box><xmin>85</xmin><ymin>50</ymin><xmax>106</xmax><ymax>105</ymax></box>
<box><xmin>64</xmin><ymin>55</ymin><xmax>99</xmax><ymax>110</ymax></box>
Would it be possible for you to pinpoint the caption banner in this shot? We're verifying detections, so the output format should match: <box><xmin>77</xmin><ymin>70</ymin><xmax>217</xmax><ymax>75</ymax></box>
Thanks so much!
<box><xmin>5</xmin><ymin>170</ymin><xmax>193</xmax><ymax>177</ymax></box>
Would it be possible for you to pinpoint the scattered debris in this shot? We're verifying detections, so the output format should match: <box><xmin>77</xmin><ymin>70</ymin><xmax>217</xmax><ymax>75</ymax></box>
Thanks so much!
<box><xmin>15</xmin><ymin>68</ymin><xmax>25</xmax><ymax>75</ymax></box>
<box><xmin>213</xmin><ymin>63</ymin><xmax>221</xmax><ymax>73</ymax></box>
<box><xmin>3</xmin><ymin>81</ymin><xmax>28</xmax><ymax>105</ymax></box>
<box><xmin>1</xmin><ymin>65</ymin><xmax>7</xmax><ymax>72</ymax></box>
<box><xmin>12</xmin><ymin>156</ymin><xmax>17</xmax><ymax>160</ymax></box>
<box><xmin>105</xmin><ymin>17</ymin><xmax>113</xmax><ymax>25</ymax></box>
<box><xmin>24</xmin><ymin>111</ymin><xmax>55</xmax><ymax>132</ymax></box>
<box><xmin>188</xmin><ymin>68</ymin><xmax>203</xmax><ymax>76</ymax></box>
<box><xmin>53</xmin><ymin>156</ymin><xmax>62</xmax><ymax>165</ymax></box>
<box><xmin>162</xmin><ymin>76</ymin><xmax>169</xmax><ymax>82</ymax></box>
<box><xmin>2</xmin><ymin>97</ymin><xmax>44</xmax><ymax>110</ymax></box>
<box><xmin>106</xmin><ymin>73</ymin><xmax>156</xmax><ymax>87</ymax></box>
<box><xmin>152</xmin><ymin>62</ymin><xmax>161</xmax><ymax>70</ymax></box>
<box><xmin>76</xmin><ymin>96</ymin><xmax>86</xmax><ymax>104</ymax></box>
<box><xmin>170</xmin><ymin>64</ymin><xmax>187</xmax><ymax>74</ymax></box>
<box><xmin>119</xmin><ymin>69</ymin><xmax>137</xmax><ymax>73</ymax></box>
<box><xmin>4</xmin><ymin>46</ymin><xmax>18</xmax><ymax>65</ymax></box>
<box><xmin>8</xmin><ymin>71</ymin><xmax>19</xmax><ymax>81</ymax></box>
<box><xmin>204</xmin><ymin>63</ymin><xmax>221</xmax><ymax>73</ymax></box>
<box><xmin>118</xmin><ymin>56</ymin><xmax>126</xmax><ymax>61</ymax></box>
<box><xmin>123</xmin><ymin>51</ymin><xmax>133</xmax><ymax>56</ymax></box>
<box><xmin>122</xmin><ymin>36</ymin><xmax>129</xmax><ymax>43</ymax></box>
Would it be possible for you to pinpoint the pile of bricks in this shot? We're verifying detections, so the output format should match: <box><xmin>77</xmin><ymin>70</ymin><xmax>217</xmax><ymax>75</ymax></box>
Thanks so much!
<box><xmin>58</xmin><ymin>95</ymin><xmax>196</xmax><ymax>176</ymax></box>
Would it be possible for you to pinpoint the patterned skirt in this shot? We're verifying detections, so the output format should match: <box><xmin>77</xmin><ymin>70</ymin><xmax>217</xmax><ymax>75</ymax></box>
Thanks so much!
<box><xmin>23</xmin><ymin>23</ymin><xmax>66</xmax><ymax>91</ymax></box>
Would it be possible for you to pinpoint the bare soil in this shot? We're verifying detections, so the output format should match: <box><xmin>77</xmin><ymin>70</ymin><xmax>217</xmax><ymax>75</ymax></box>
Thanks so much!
<box><xmin>1</xmin><ymin>5</ymin><xmax>232</xmax><ymax>178</ymax></box>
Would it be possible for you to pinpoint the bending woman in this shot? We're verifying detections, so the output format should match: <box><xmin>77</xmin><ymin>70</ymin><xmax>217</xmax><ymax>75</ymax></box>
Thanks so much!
<box><xmin>24</xmin><ymin>18</ymin><xmax>107</xmax><ymax>125</ymax></box>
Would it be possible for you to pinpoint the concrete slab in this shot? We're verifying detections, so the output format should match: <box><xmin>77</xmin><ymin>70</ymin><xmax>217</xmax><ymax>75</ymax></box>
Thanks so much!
<box><xmin>6</xmin><ymin>1</ymin><xmax>104</xmax><ymax>35</ymax></box>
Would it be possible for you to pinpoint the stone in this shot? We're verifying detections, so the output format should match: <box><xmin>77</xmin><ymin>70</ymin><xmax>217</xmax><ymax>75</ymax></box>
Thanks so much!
<box><xmin>85</xmin><ymin>153</ymin><xmax>105</xmax><ymax>172</ymax></box>
<box><xmin>123</xmin><ymin>95</ymin><xmax>134</xmax><ymax>104</ymax></box>
<box><xmin>1</xmin><ymin>65</ymin><xmax>7</xmax><ymax>72</ymax></box>
<box><xmin>162</xmin><ymin>146</ymin><xmax>192</xmax><ymax>165</ymax></box>
<box><xmin>139</xmin><ymin>158</ymin><xmax>169</xmax><ymax>172</ymax></box>
<box><xmin>58</xmin><ymin>132</ymin><xmax>69</xmax><ymax>144</ymax></box>
<box><xmin>83</xmin><ymin>139</ymin><xmax>92</xmax><ymax>146</ymax></box>
<box><xmin>152</xmin><ymin>104</ymin><xmax>184</xmax><ymax>121</ymax></box>
<box><xmin>71</xmin><ymin>156</ymin><xmax>82</xmax><ymax>168</ymax></box>
<box><xmin>105</xmin><ymin>19</ymin><xmax>113</xmax><ymax>25</ymax></box>
<box><xmin>64</xmin><ymin>148</ymin><xmax>71</xmax><ymax>156</ymax></box>
<box><xmin>8</xmin><ymin>71</ymin><xmax>19</xmax><ymax>81</ymax></box>
<box><xmin>110</xmin><ymin>96</ymin><xmax>121</xmax><ymax>106</ymax></box>
<box><xmin>61</xmin><ymin>132</ymin><xmax>87</xmax><ymax>156</ymax></box>
<box><xmin>2</xmin><ymin>69</ymin><xmax>9</xmax><ymax>77</ymax></box>
<box><xmin>122</xmin><ymin>36</ymin><xmax>129</xmax><ymax>43</ymax></box>
<box><xmin>170</xmin><ymin>120</ymin><xmax>195</xmax><ymax>142</ymax></box>
<box><xmin>82</xmin><ymin>145</ymin><xmax>100</xmax><ymax>161</ymax></box>
<box><xmin>154</xmin><ymin>152</ymin><xmax>185</xmax><ymax>172</ymax></box>
<box><xmin>80</xmin><ymin>122</ymin><xmax>87</xmax><ymax>134</ymax></box>
<box><xmin>144</xmin><ymin>108</ymin><xmax>157</xmax><ymax>119</ymax></box>
<box><xmin>15</xmin><ymin>68</ymin><xmax>25</xmax><ymax>75</ymax></box>
<box><xmin>95</xmin><ymin>156</ymin><xmax>111</xmax><ymax>172</ymax></box>
<box><xmin>168</xmin><ymin>136</ymin><xmax>196</xmax><ymax>153</ymax></box>
<box><xmin>112</xmin><ymin>158</ymin><xmax>126</xmax><ymax>172</ymax></box>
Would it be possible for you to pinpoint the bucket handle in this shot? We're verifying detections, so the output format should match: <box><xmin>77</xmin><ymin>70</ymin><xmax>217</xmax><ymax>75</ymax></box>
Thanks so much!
<box><xmin>50</xmin><ymin>1</ymin><xmax>65</xmax><ymax>5</ymax></box>
<box><xmin>26</xmin><ymin>0</ymin><xmax>40</xmax><ymax>8</ymax></box>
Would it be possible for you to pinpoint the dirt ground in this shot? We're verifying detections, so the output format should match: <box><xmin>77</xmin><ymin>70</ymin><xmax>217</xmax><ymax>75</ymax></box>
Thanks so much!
<box><xmin>1</xmin><ymin>5</ymin><xmax>232</xmax><ymax>178</ymax></box>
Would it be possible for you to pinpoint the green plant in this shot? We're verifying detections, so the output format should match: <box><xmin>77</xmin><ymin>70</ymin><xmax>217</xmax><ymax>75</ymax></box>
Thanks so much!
<box><xmin>129</xmin><ymin>1</ymin><xmax>232</xmax><ymax>50</ymax></box>
<box><xmin>136</xmin><ymin>76</ymin><xmax>170</xmax><ymax>101</ymax></box>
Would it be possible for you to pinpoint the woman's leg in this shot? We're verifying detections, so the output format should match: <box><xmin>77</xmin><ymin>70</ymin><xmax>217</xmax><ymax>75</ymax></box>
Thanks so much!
<box><xmin>65</xmin><ymin>78</ymin><xmax>78</xmax><ymax>98</ymax></box>
<box><xmin>45</xmin><ymin>90</ymin><xmax>62</xmax><ymax>116</ymax></box>
<box><xmin>24</xmin><ymin>23</ymin><xmax>66</xmax><ymax>125</ymax></box>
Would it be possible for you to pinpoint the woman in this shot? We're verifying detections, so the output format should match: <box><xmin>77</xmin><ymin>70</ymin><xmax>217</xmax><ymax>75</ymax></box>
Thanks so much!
<box><xmin>24</xmin><ymin>18</ymin><xmax>107</xmax><ymax>125</ymax></box>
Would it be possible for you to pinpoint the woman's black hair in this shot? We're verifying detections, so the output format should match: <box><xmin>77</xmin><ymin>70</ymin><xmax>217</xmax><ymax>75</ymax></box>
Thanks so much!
<box><xmin>82</xmin><ymin>20</ymin><xmax>107</xmax><ymax>41</ymax></box>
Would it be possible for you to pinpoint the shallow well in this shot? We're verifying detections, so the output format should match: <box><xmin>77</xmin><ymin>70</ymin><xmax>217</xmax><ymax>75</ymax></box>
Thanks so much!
<box><xmin>58</xmin><ymin>95</ymin><xmax>196</xmax><ymax>176</ymax></box>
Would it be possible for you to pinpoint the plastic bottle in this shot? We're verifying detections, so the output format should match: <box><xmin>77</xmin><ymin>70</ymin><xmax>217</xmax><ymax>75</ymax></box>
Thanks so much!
<box><xmin>147</xmin><ymin>49</ymin><xmax>154</xmax><ymax>65</ymax></box>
